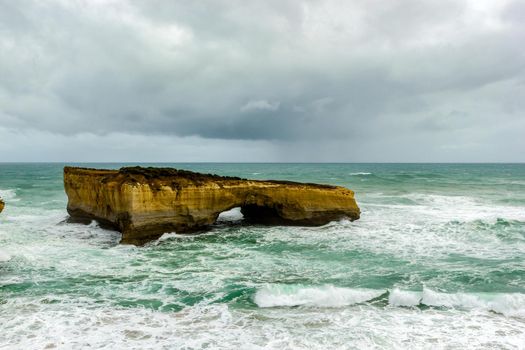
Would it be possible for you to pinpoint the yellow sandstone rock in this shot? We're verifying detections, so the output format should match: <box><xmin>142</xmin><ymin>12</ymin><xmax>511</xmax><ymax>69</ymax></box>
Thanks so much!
<box><xmin>64</xmin><ymin>166</ymin><xmax>360</xmax><ymax>245</ymax></box>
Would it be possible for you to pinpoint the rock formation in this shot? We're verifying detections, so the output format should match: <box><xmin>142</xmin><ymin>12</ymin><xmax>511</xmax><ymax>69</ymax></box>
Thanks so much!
<box><xmin>64</xmin><ymin>166</ymin><xmax>360</xmax><ymax>245</ymax></box>
<box><xmin>0</xmin><ymin>198</ymin><xmax>4</xmax><ymax>213</ymax></box>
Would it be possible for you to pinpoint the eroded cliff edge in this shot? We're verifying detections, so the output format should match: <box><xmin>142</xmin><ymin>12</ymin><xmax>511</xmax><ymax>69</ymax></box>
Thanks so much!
<box><xmin>64</xmin><ymin>166</ymin><xmax>360</xmax><ymax>245</ymax></box>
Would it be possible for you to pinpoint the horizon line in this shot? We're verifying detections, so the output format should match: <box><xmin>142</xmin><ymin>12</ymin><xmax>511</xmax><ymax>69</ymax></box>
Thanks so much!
<box><xmin>1</xmin><ymin>161</ymin><xmax>524</xmax><ymax>165</ymax></box>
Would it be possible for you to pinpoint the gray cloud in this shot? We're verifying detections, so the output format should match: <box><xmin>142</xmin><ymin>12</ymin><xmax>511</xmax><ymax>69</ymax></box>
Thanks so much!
<box><xmin>0</xmin><ymin>0</ymin><xmax>524</xmax><ymax>161</ymax></box>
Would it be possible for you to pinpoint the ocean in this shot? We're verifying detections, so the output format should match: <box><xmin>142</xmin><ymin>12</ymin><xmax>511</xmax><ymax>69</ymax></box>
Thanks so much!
<box><xmin>1</xmin><ymin>163</ymin><xmax>524</xmax><ymax>349</ymax></box>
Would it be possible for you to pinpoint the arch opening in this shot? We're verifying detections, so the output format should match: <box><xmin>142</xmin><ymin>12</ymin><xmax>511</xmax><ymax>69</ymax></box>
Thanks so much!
<box><xmin>214</xmin><ymin>203</ymin><xmax>289</xmax><ymax>226</ymax></box>
<box><xmin>240</xmin><ymin>204</ymin><xmax>288</xmax><ymax>225</ymax></box>
<box><xmin>216</xmin><ymin>206</ymin><xmax>244</xmax><ymax>223</ymax></box>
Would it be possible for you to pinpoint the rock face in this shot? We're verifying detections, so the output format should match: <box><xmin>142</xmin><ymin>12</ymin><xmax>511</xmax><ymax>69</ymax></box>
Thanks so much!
<box><xmin>64</xmin><ymin>166</ymin><xmax>360</xmax><ymax>245</ymax></box>
<box><xmin>0</xmin><ymin>198</ymin><xmax>4</xmax><ymax>213</ymax></box>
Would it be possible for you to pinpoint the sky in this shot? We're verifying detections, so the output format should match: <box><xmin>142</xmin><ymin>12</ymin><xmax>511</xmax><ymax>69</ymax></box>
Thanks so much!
<box><xmin>1</xmin><ymin>0</ymin><xmax>524</xmax><ymax>162</ymax></box>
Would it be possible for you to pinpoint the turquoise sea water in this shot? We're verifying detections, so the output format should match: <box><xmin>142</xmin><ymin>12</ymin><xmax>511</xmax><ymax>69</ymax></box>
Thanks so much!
<box><xmin>1</xmin><ymin>163</ymin><xmax>524</xmax><ymax>349</ymax></box>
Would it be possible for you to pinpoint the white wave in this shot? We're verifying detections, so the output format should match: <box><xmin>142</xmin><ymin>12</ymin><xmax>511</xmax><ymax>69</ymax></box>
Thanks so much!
<box><xmin>216</xmin><ymin>207</ymin><xmax>244</xmax><ymax>222</ymax></box>
<box><xmin>0</xmin><ymin>189</ymin><xmax>18</xmax><ymax>201</ymax></box>
<box><xmin>401</xmin><ymin>193</ymin><xmax>525</xmax><ymax>222</ymax></box>
<box><xmin>491</xmin><ymin>293</ymin><xmax>525</xmax><ymax>317</ymax></box>
<box><xmin>254</xmin><ymin>285</ymin><xmax>525</xmax><ymax>317</ymax></box>
<box><xmin>420</xmin><ymin>289</ymin><xmax>525</xmax><ymax>317</ymax></box>
<box><xmin>388</xmin><ymin>289</ymin><xmax>422</xmax><ymax>307</ymax></box>
<box><xmin>349</xmin><ymin>172</ymin><xmax>371</xmax><ymax>175</ymax></box>
<box><xmin>254</xmin><ymin>284</ymin><xmax>384</xmax><ymax>308</ymax></box>
<box><xmin>155</xmin><ymin>232</ymin><xmax>180</xmax><ymax>243</ymax></box>
<box><xmin>86</xmin><ymin>220</ymin><xmax>99</xmax><ymax>228</ymax></box>
<box><xmin>153</xmin><ymin>231</ymin><xmax>210</xmax><ymax>245</ymax></box>
<box><xmin>389</xmin><ymin>288</ymin><xmax>525</xmax><ymax>317</ymax></box>
<box><xmin>337</xmin><ymin>191</ymin><xmax>525</xmax><ymax>260</ymax></box>
<box><xmin>421</xmin><ymin>288</ymin><xmax>480</xmax><ymax>308</ymax></box>
<box><xmin>2</xmin><ymin>297</ymin><xmax>524</xmax><ymax>349</ymax></box>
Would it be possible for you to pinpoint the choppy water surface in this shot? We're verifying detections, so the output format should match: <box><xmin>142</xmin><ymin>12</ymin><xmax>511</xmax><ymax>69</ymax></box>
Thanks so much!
<box><xmin>1</xmin><ymin>163</ymin><xmax>524</xmax><ymax>349</ymax></box>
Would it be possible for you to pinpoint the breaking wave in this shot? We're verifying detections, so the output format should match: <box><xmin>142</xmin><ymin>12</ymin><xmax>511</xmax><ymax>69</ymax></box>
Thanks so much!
<box><xmin>0</xmin><ymin>188</ymin><xmax>18</xmax><ymax>201</ymax></box>
<box><xmin>254</xmin><ymin>285</ymin><xmax>525</xmax><ymax>317</ymax></box>
<box><xmin>254</xmin><ymin>285</ymin><xmax>383</xmax><ymax>308</ymax></box>
<box><xmin>349</xmin><ymin>172</ymin><xmax>372</xmax><ymax>176</ymax></box>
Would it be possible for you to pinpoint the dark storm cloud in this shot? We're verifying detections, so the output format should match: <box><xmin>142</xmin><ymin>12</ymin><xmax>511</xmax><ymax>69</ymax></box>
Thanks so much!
<box><xmin>0</xmin><ymin>0</ymin><xmax>524</xmax><ymax>161</ymax></box>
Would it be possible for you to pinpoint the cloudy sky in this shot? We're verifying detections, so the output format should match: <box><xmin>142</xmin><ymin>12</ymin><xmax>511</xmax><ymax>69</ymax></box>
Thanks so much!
<box><xmin>1</xmin><ymin>0</ymin><xmax>524</xmax><ymax>162</ymax></box>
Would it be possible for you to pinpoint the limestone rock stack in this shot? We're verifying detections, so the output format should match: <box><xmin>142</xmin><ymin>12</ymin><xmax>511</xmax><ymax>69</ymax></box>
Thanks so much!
<box><xmin>64</xmin><ymin>166</ymin><xmax>360</xmax><ymax>245</ymax></box>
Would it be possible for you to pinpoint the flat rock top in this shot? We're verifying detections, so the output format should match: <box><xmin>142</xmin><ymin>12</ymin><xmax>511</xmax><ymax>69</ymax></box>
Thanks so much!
<box><xmin>64</xmin><ymin>166</ymin><xmax>338</xmax><ymax>190</ymax></box>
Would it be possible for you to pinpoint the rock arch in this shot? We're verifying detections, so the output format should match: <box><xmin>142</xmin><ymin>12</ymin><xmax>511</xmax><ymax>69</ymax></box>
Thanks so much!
<box><xmin>64</xmin><ymin>166</ymin><xmax>360</xmax><ymax>245</ymax></box>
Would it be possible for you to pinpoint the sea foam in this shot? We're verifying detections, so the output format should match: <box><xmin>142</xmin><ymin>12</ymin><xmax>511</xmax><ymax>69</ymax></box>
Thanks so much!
<box><xmin>0</xmin><ymin>250</ymin><xmax>11</xmax><ymax>262</ymax></box>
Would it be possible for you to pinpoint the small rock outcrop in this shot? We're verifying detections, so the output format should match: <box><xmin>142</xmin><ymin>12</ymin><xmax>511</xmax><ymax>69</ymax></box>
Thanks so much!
<box><xmin>64</xmin><ymin>166</ymin><xmax>360</xmax><ymax>245</ymax></box>
<box><xmin>0</xmin><ymin>198</ymin><xmax>4</xmax><ymax>213</ymax></box>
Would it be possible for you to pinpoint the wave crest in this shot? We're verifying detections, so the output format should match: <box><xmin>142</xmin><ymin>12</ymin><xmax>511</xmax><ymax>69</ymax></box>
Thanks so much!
<box><xmin>254</xmin><ymin>285</ymin><xmax>383</xmax><ymax>308</ymax></box>
<box><xmin>254</xmin><ymin>285</ymin><xmax>525</xmax><ymax>317</ymax></box>
<box><xmin>0</xmin><ymin>189</ymin><xmax>17</xmax><ymax>201</ymax></box>
<box><xmin>388</xmin><ymin>288</ymin><xmax>525</xmax><ymax>317</ymax></box>
<box><xmin>349</xmin><ymin>172</ymin><xmax>372</xmax><ymax>176</ymax></box>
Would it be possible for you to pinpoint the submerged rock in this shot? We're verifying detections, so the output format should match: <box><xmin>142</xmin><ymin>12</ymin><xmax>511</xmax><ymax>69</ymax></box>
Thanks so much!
<box><xmin>64</xmin><ymin>166</ymin><xmax>360</xmax><ymax>245</ymax></box>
